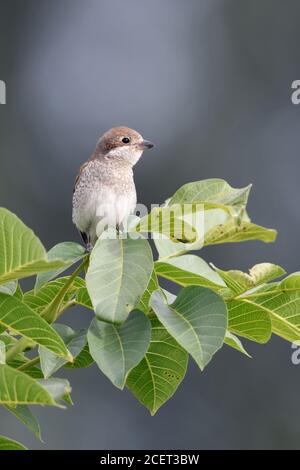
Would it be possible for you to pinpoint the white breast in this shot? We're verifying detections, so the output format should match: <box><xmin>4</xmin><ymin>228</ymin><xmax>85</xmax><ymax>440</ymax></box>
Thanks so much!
<box><xmin>94</xmin><ymin>190</ymin><xmax>136</xmax><ymax>238</ymax></box>
<box><xmin>72</xmin><ymin>159</ymin><xmax>137</xmax><ymax>246</ymax></box>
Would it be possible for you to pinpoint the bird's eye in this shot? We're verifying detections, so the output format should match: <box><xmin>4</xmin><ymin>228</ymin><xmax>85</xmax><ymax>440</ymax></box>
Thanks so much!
<box><xmin>122</xmin><ymin>137</ymin><xmax>130</xmax><ymax>144</ymax></box>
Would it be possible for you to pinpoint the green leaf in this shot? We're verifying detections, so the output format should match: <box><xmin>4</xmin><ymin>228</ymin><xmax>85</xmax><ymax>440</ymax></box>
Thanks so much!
<box><xmin>127</xmin><ymin>315</ymin><xmax>188</xmax><ymax>415</ymax></box>
<box><xmin>214</xmin><ymin>263</ymin><xmax>285</xmax><ymax>295</ymax></box>
<box><xmin>35</xmin><ymin>242</ymin><xmax>86</xmax><ymax>291</ymax></box>
<box><xmin>64</xmin><ymin>344</ymin><xmax>94</xmax><ymax>369</ymax></box>
<box><xmin>153</xmin><ymin>208</ymin><xmax>228</xmax><ymax>259</ymax></box>
<box><xmin>0</xmin><ymin>334</ymin><xmax>27</xmax><ymax>362</ymax></box>
<box><xmin>14</xmin><ymin>284</ymin><xmax>23</xmax><ymax>300</ymax></box>
<box><xmin>0</xmin><ymin>281</ymin><xmax>17</xmax><ymax>296</ymax></box>
<box><xmin>37</xmin><ymin>378</ymin><xmax>71</xmax><ymax>403</ymax></box>
<box><xmin>0</xmin><ymin>325</ymin><xmax>7</xmax><ymax>335</ymax></box>
<box><xmin>0</xmin><ymin>435</ymin><xmax>27</xmax><ymax>450</ymax></box>
<box><xmin>62</xmin><ymin>393</ymin><xmax>73</xmax><ymax>405</ymax></box>
<box><xmin>227</xmin><ymin>298</ymin><xmax>272</xmax><ymax>343</ymax></box>
<box><xmin>224</xmin><ymin>331</ymin><xmax>251</xmax><ymax>357</ymax></box>
<box><xmin>135</xmin><ymin>206</ymin><xmax>197</xmax><ymax>243</ymax></box>
<box><xmin>155</xmin><ymin>255</ymin><xmax>226</xmax><ymax>291</ymax></box>
<box><xmin>41</xmin><ymin>258</ymin><xmax>88</xmax><ymax>323</ymax></box>
<box><xmin>0</xmin><ymin>293</ymin><xmax>72</xmax><ymax>361</ymax></box>
<box><xmin>154</xmin><ymin>196</ymin><xmax>276</xmax><ymax>259</ymax></box>
<box><xmin>39</xmin><ymin>324</ymin><xmax>87</xmax><ymax>378</ymax></box>
<box><xmin>75</xmin><ymin>287</ymin><xmax>93</xmax><ymax>310</ymax></box>
<box><xmin>0</xmin><ymin>340</ymin><xmax>5</xmax><ymax>364</ymax></box>
<box><xmin>86</xmin><ymin>237</ymin><xmax>153</xmax><ymax>324</ymax></box>
<box><xmin>8</xmin><ymin>360</ymin><xmax>43</xmax><ymax>379</ymax></box>
<box><xmin>204</xmin><ymin>220</ymin><xmax>277</xmax><ymax>246</ymax></box>
<box><xmin>87</xmin><ymin>311</ymin><xmax>151</xmax><ymax>389</ymax></box>
<box><xmin>150</xmin><ymin>287</ymin><xmax>227</xmax><ymax>370</ymax></box>
<box><xmin>4</xmin><ymin>405</ymin><xmax>42</xmax><ymax>441</ymax></box>
<box><xmin>24</xmin><ymin>276</ymin><xmax>85</xmax><ymax>314</ymax></box>
<box><xmin>241</xmin><ymin>274</ymin><xmax>300</xmax><ymax>343</ymax></box>
<box><xmin>137</xmin><ymin>271</ymin><xmax>159</xmax><ymax>314</ymax></box>
<box><xmin>0</xmin><ymin>208</ymin><xmax>67</xmax><ymax>285</ymax></box>
<box><xmin>0</xmin><ymin>364</ymin><xmax>59</xmax><ymax>406</ymax></box>
<box><xmin>162</xmin><ymin>289</ymin><xmax>177</xmax><ymax>304</ymax></box>
<box><xmin>170</xmin><ymin>179</ymin><xmax>251</xmax><ymax>214</ymax></box>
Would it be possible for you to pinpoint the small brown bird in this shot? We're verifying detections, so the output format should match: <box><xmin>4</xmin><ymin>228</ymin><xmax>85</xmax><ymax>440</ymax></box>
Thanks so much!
<box><xmin>72</xmin><ymin>126</ymin><xmax>154</xmax><ymax>250</ymax></box>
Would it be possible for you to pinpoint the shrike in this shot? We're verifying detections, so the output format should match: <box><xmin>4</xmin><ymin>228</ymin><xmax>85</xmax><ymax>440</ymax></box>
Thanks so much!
<box><xmin>72</xmin><ymin>126</ymin><xmax>154</xmax><ymax>250</ymax></box>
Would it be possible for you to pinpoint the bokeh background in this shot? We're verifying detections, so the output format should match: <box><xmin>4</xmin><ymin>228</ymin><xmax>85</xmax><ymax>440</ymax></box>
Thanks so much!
<box><xmin>1</xmin><ymin>0</ymin><xmax>300</xmax><ymax>450</ymax></box>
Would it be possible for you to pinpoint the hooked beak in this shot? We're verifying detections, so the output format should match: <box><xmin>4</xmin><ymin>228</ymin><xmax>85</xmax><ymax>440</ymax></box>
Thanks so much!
<box><xmin>139</xmin><ymin>140</ymin><xmax>154</xmax><ymax>150</ymax></box>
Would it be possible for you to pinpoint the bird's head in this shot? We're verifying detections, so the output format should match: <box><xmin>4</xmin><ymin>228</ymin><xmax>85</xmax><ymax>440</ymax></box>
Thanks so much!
<box><xmin>95</xmin><ymin>126</ymin><xmax>154</xmax><ymax>166</ymax></box>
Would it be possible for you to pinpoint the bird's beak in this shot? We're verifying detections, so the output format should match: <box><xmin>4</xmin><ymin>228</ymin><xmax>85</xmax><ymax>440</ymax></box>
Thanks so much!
<box><xmin>139</xmin><ymin>140</ymin><xmax>154</xmax><ymax>150</ymax></box>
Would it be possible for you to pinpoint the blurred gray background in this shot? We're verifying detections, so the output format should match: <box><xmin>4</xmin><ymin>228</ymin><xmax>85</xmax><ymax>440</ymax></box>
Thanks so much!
<box><xmin>1</xmin><ymin>0</ymin><xmax>300</xmax><ymax>450</ymax></box>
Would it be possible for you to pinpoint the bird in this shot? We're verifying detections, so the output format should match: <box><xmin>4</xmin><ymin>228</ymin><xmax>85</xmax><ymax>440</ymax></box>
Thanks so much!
<box><xmin>72</xmin><ymin>126</ymin><xmax>154</xmax><ymax>251</ymax></box>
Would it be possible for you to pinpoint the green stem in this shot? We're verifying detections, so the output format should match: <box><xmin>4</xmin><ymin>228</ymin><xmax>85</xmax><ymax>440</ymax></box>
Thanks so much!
<box><xmin>239</xmin><ymin>287</ymin><xmax>299</xmax><ymax>299</ymax></box>
<box><xmin>6</xmin><ymin>337</ymin><xmax>31</xmax><ymax>362</ymax></box>
<box><xmin>17</xmin><ymin>356</ymin><xmax>40</xmax><ymax>371</ymax></box>
<box><xmin>41</xmin><ymin>255</ymin><xmax>89</xmax><ymax>323</ymax></box>
<box><xmin>226</xmin><ymin>288</ymin><xmax>278</xmax><ymax>302</ymax></box>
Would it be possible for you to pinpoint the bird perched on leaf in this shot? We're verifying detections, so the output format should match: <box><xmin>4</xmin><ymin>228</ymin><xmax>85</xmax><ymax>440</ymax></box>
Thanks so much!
<box><xmin>72</xmin><ymin>126</ymin><xmax>154</xmax><ymax>251</ymax></box>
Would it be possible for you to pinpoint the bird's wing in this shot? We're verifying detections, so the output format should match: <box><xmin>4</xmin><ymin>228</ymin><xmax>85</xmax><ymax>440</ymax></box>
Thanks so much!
<box><xmin>73</xmin><ymin>161</ymin><xmax>90</xmax><ymax>193</ymax></box>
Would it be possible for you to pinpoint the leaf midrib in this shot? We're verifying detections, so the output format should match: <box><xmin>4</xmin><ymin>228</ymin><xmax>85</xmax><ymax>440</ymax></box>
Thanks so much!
<box><xmin>240</xmin><ymin>298</ymin><xmax>300</xmax><ymax>335</ymax></box>
<box><xmin>113</xmin><ymin>325</ymin><xmax>125</xmax><ymax>386</ymax></box>
<box><xmin>169</xmin><ymin>305</ymin><xmax>203</xmax><ymax>367</ymax></box>
<box><xmin>0</xmin><ymin>258</ymin><xmax>65</xmax><ymax>285</ymax></box>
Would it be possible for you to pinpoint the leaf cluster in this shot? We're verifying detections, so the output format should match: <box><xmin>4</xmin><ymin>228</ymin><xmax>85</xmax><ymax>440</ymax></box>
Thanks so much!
<box><xmin>0</xmin><ymin>179</ymin><xmax>295</xmax><ymax>449</ymax></box>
